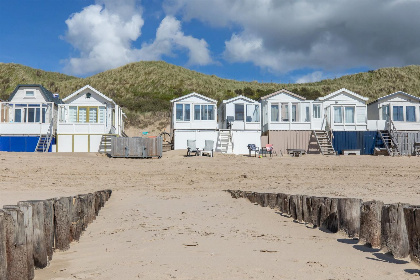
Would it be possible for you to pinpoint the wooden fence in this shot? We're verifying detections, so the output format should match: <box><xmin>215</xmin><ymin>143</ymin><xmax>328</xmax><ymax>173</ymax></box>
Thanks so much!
<box><xmin>227</xmin><ymin>190</ymin><xmax>420</xmax><ymax>265</ymax></box>
<box><xmin>0</xmin><ymin>189</ymin><xmax>112</xmax><ymax>279</ymax></box>
<box><xmin>393</xmin><ymin>131</ymin><xmax>420</xmax><ymax>155</ymax></box>
<box><xmin>111</xmin><ymin>137</ymin><xmax>162</xmax><ymax>158</ymax></box>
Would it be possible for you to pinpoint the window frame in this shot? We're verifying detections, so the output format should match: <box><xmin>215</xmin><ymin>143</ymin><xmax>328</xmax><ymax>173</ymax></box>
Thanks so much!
<box><xmin>245</xmin><ymin>103</ymin><xmax>260</xmax><ymax>123</ymax></box>
<box><xmin>193</xmin><ymin>104</ymin><xmax>215</xmax><ymax>121</ymax></box>
<box><xmin>77</xmin><ymin>106</ymin><xmax>99</xmax><ymax>123</ymax></box>
<box><xmin>313</xmin><ymin>104</ymin><xmax>321</xmax><ymax>119</ymax></box>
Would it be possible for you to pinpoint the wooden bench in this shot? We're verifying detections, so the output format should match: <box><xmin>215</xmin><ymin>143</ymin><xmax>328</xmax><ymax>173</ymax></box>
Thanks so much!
<box><xmin>286</xmin><ymin>149</ymin><xmax>306</xmax><ymax>157</ymax></box>
<box><xmin>342</xmin><ymin>149</ymin><xmax>361</xmax><ymax>155</ymax></box>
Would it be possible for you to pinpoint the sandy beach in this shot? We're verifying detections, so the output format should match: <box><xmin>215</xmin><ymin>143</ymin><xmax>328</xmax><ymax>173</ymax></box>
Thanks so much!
<box><xmin>1</xmin><ymin>151</ymin><xmax>420</xmax><ymax>279</ymax></box>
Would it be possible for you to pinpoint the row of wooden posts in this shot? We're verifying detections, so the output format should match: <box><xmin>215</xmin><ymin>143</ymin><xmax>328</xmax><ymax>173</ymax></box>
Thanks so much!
<box><xmin>0</xmin><ymin>189</ymin><xmax>112</xmax><ymax>280</ymax></box>
<box><xmin>227</xmin><ymin>190</ymin><xmax>420</xmax><ymax>265</ymax></box>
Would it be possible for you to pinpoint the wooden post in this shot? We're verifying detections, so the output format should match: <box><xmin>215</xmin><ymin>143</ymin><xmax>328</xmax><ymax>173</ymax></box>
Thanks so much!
<box><xmin>268</xmin><ymin>193</ymin><xmax>279</xmax><ymax>209</ymax></box>
<box><xmin>289</xmin><ymin>195</ymin><xmax>298</xmax><ymax>220</ymax></box>
<box><xmin>43</xmin><ymin>199</ymin><xmax>54</xmax><ymax>262</ymax></box>
<box><xmin>3</xmin><ymin>205</ymin><xmax>29</xmax><ymax>280</ymax></box>
<box><xmin>381</xmin><ymin>203</ymin><xmax>410</xmax><ymax>259</ymax></box>
<box><xmin>88</xmin><ymin>193</ymin><xmax>96</xmax><ymax>224</ymax></box>
<box><xmin>100</xmin><ymin>191</ymin><xmax>107</xmax><ymax>208</ymax></box>
<box><xmin>276</xmin><ymin>193</ymin><xmax>285</xmax><ymax>213</ymax></box>
<box><xmin>257</xmin><ymin>193</ymin><xmax>269</xmax><ymax>207</ymax></box>
<box><xmin>295</xmin><ymin>195</ymin><xmax>304</xmax><ymax>222</ymax></box>
<box><xmin>310</xmin><ymin>197</ymin><xmax>326</xmax><ymax>228</ymax></box>
<box><xmin>105</xmin><ymin>189</ymin><xmax>112</xmax><ymax>200</ymax></box>
<box><xmin>54</xmin><ymin>197</ymin><xmax>72</xmax><ymax>251</ymax></box>
<box><xmin>94</xmin><ymin>191</ymin><xmax>101</xmax><ymax>216</ymax></box>
<box><xmin>359</xmin><ymin>200</ymin><xmax>383</xmax><ymax>249</ymax></box>
<box><xmin>27</xmin><ymin>200</ymin><xmax>48</xmax><ymax>269</ymax></box>
<box><xmin>302</xmin><ymin>196</ymin><xmax>312</xmax><ymax>224</ymax></box>
<box><xmin>404</xmin><ymin>206</ymin><xmax>420</xmax><ymax>264</ymax></box>
<box><xmin>70</xmin><ymin>196</ymin><xmax>82</xmax><ymax>242</ymax></box>
<box><xmin>17</xmin><ymin>201</ymin><xmax>35</xmax><ymax>279</ymax></box>
<box><xmin>322</xmin><ymin>198</ymin><xmax>339</xmax><ymax>233</ymax></box>
<box><xmin>337</xmin><ymin>198</ymin><xmax>362</xmax><ymax>238</ymax></box>
<box><xmin>0</xmin><ymin>210</ymin><xmax>7</xmax><ymax>280</ymax></box>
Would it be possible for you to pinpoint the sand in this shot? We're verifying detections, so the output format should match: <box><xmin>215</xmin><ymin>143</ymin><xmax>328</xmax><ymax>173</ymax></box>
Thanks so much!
<box><xmin>0</xmin><ymin>151</ymin><xmax>420</xmax><ymax>279</ymax></box>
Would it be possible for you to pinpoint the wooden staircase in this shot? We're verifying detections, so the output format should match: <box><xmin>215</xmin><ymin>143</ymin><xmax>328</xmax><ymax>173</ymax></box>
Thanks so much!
<box><xmin>218</xmin><ymin>130</ymin><xmax>232</xmax><ymax>153</ymax></box>
<box><xmin>313</xmin><ymin>130</ymin><xmax>336</xmax><ymax>155</ymax></box>
<box><xmin>98</xmin><ymin>134</ymin><xmax>115</xmax><ymax>154</ymax></box>
<box><xmin>379</xmin><ymin>130</ymin><xmax>400</xmax><ymax>156</ymax></box>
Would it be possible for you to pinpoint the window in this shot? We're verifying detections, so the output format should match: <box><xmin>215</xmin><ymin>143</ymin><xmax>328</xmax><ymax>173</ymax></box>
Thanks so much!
<box><xmin>303</xmin><ymin>104</ymin><xmax>310</xmax><ymax>122</ymax></box>
<box><xmin>344</xmin><ymin>107</ymin><xmax>355</xmax><ymax>123</ymax></box>
<box><xmin>382</xmin><ymin>105</ymin><xmax>389</xmax><ymax>121</ymax></box>
<box><xmin>334</xmin><ymin>107</ymin><xmax>342</xmax><ymax>123</ymax></box>
<box><xmin>406</xmin><ymin>106</ymin><xmax>416</xmax><ymax>122</ymax></box>
<box><xmin>194</xmin><ymin>104</ymin><xmax>215</xmax><ymax>120</ymax></box>
<box><xmin>356</xmin><ymin>107</ymin><xmax>365</xmax><ymax>123</ymax></box>
<box><xmin>281</xmin><ymin>103</ymin><xmax>289</xmax><ymax>122</ymax></box>
<box><xmin>99</xmin><ymin>107</ymin><xmax>106</xmax><ymax>124</ymax></box>
<box><xmin>25</xmin><ymin>90</ymin><xmax>34</xmax><ymax>97</ymax></box>
<box><xmin>184</xmin><ymin>104</ymin><xmax>190</xmax><ymax>121</ymax></box>
<box><xmin>235</xmin><ymin>104</ymin><xmax>244</xmax><ymax>121</ymax></box>
<box><xmin>313</xmin><ymin>104</ymin><xmax>321</xmax><ymax>119</ymax></box>
<box><xmin>15</xmin><ymin>109</ymin><xmax>22</xmax><ymax>122</ymax></box>
<box><xmin>69</xmin><ymin>106</ymin><xmax>77</xmax><ymax>123</ymax></box>
<box><xmin>271</xmin><ymin>104</ymin><xmax>279</xmax><ymax>122</ymax></box>
<box><xmin>78</xmin><ymin>107</ymin><xmax>87</xmax><ymax>123</ymax></box>
<box><xmin>89</xmin><ymin>107</ymin><xmax>98</xmax><ymax>123</ymax></box>
<box><xmin>246</xmin><ymin>104</ymin><xmax>260</xmax><ymax>122</ymax></box>
<box><xmin>176</xmin><ymin>104</ymin><xmax>183</xmax><ymax>121</ymax></box>
<box><xmin>292</xmin><ymin>103</ymin><xmax>299</xmax><ymax>122</ymax></box>
<box><xmin>393</xmin><ymin>106</ymin><xmax>403</xmax><ymax>121</ymax></box>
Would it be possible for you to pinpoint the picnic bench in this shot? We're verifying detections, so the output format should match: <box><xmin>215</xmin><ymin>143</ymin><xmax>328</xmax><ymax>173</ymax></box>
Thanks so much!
<box><xmin>286</xmin><ymin>149</ymin><xmax>306</xmax><ymax>157</ymax></box>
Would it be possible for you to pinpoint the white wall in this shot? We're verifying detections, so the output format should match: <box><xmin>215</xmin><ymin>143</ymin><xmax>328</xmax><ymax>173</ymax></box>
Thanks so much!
<box><xmin>10</xmin><ymin>86</ymin><xmax>47</xmax><ymax>103</ymax></box>
<box><xmin>231</xmin><ymin>130</ymin><xmax>261</xmax><ymax>154</ymax></box>
<box><xmin>219</xmin><ymin>97</ymin><xmax>261</xmax><ymax>130</ymax></box>
<box><xmin>173</xmin><ymin>130</ymin><xmax>218</xmax><ymax>150</ymax></box>
<box><xmin>57</xmin><ymin>134</ymin><xmax>103</xmax><ymax>152</ymax></box>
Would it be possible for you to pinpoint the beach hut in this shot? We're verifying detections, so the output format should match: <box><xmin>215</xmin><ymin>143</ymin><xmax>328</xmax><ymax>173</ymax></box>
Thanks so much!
<box><xmin>170</xmin><ymin>92</ymin><xmax>218</xmax><ymax>151</ymax></box>
<box><xmin>259</xmin><ymin>89</ymin><xmax>324</xmax><ymax>155</ymax></box>
<box><xmin>217</xmin><ymin>95</ymin><xmax>261</xmax><ymax>154</ymax></box>
<box><xmin>367</xmin><ymin>91</ymin><xmax>420</xmax><ymax>155</ymax></box>
<box><xmin>56</xmin><ymin>85</ymin><xmax>126</xmax><ymax>152</ymax></box>
<box><xmin>0</xmin><ymin>84</ymin><xmax>61</xmax><ymax>152</ymax></box>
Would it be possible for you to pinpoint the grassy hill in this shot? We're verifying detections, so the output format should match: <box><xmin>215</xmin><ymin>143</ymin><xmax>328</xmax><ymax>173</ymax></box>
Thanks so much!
<box><xmin>2</xmin><ymin>61</ymin><xmax>420</xmax><ymax>128</ymax></box>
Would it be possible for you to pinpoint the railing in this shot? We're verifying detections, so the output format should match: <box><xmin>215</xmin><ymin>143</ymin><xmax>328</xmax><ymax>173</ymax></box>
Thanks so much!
<box><xmin>44</xmin><ymin>119</ymin><xmax>54</xmax><ymax>152</ymax></box>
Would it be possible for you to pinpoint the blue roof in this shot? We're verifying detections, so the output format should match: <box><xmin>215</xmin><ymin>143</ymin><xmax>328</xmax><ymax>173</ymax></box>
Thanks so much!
<box><xmin>7</xmin><ymin>84</ymin><xmax>63</xmax><ymax>104</ymax></box>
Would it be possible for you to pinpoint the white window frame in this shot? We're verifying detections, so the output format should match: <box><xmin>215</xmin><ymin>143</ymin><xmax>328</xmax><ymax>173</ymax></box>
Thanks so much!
<box><xmin>24</xmin><ymin>90</ymin><xmax>35</xmax><ymax>98</ymax></box>
<box><xmin>193</xmin><ymin>104</ymin><xmax>215</xmax><ymax>121</ymax></box>
<box><xmin>175</xmin><ymin>103</ymin><xmax>190</xmax><ymax>122</ymax></box>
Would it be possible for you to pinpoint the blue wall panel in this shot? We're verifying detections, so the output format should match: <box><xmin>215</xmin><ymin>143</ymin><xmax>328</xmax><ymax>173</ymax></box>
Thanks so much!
<box><xmin>0</xmin><ymin>136</ymin><xmax>54</xmax><ymax>152</ymax></box>
<box><xmin>332</xmin><ymin>131</ymin><xmax>379</xmax><ymax>155</ymax></box>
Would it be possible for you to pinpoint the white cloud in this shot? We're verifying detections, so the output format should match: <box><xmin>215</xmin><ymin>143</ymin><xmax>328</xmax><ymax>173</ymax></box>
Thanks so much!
<box><xmin>165</xmin><ymin>0</ymin><xmax>420</xmax><ymax>74</ymax></box>
<box><xmin>64</xmin><ymin>0</ymin><xmax>212</xmax><ymax>75</ymax></box>
<box><xmin>295</xmin><ymin>71</ymin><xmax>325</xmax><ymax>84</ymax></box>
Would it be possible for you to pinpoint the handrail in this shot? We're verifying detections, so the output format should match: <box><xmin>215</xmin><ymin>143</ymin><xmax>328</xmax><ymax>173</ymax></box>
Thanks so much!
<box><xmin>43</xmin><ymin>119</ymin><xmax>54</xmax><ymax>152</ymax></box>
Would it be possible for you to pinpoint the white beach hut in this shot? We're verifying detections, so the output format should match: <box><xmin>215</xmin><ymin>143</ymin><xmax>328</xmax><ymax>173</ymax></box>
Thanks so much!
<box><xmin>56</xmin><ymin>85</ymin><xmax>125</xmax><ymax>152</ymax></box>
<box><xmin>217</xmin><ymin>95</ymin><xmax>261</xmax><ymax>154</ymax></box>
<box><xmin>170</xmin><ymin>92</ymin><xmax>218</xmax><ymax>151</ymax></box>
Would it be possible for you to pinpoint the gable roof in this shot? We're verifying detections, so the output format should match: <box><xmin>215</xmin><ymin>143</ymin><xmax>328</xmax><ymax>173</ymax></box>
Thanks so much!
<box><xmin>170</xmin><ymin>92</ymin><xmax>217</xmax><ymax>103</ymax></box>
<box><xmin>62</xmin><ymin>85</ymin><xmax>115</xmax><ymax>104</ymax></box>
<box><xmin>369</xmin><ymin>91</ymin><xmax>420</xmax><ymax>105</ymax></box>
<box><xmin>260</xmin><ymin>89</ymin><xmax>306</xmax><ymax>101</ymax></box>
<box><xmin>8</xmin><ymin>84</ymin><xmax>63</xmax><ymax>104</ymax></box>
<box><xmin>223</xmin><ymin>95</ymin><xmax>258</xmax><ymax>104</ymax></box>
<box><xmin>317</xmin><ymin>88</ymin><xmax>368</xmax><ymax>102</ymax></box>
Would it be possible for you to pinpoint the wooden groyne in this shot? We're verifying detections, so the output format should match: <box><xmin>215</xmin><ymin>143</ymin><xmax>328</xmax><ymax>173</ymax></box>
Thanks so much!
<box><xmin>227</xmin><ymin>190</ymin><xmax>420</xmax><ymax>265</ymax></box>
<box><xmin>0</xmin><ymin>189</ymin><xmax>112</xmax><ymax>280</ymax></box>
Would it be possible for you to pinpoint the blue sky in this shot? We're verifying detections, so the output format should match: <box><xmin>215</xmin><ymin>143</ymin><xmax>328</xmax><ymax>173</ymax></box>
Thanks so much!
<box><xmin>1</xmin><ymin>0</ymin><xmax>419</xmax><ymax>83</ymax></box>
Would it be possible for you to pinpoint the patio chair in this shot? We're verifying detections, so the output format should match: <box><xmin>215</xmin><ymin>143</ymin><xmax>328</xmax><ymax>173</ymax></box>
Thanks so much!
<box><xmin>187</xmin><ymin>140</ymin><xmax>199</xmax><ymax>156</ymax></box>
<box><xmin>247</xmin><ymin>144</ymin><xmax>259</xmax><ymax>157</ymax></box>
<box><xmin>265</xmin><ymin>144</ymin><xmax>273</xmax><ymax>157</ymax></box>
<box><xmin>200</xmin><ymin>140</ymin><xmax>214</xmax><ymax>157</ymax></box>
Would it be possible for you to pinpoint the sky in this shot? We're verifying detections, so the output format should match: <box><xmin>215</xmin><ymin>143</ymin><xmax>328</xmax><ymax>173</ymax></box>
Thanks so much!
<box><xmin>1</xmin><ymin>0</ymin><xmax>420</xmax><ymax>83</ymax></box>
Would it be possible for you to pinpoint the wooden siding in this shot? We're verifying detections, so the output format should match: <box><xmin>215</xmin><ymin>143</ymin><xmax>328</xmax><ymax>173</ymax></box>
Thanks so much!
<box><xmin>267</xmin><ymin>131</ymin><xmax>320</xmax><ymax>155</ymax></box>
<box><xmin>393</xmin><ymin>132</ymin><xmax>420</xmax><ymax>156</ymax></box>
<box><xmin>111</xmin><ymin>137</ymin><xmax>162</xmax><ymax>158</ymax></box>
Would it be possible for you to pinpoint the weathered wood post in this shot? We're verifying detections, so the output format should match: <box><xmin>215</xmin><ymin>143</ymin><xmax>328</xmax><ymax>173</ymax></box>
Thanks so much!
<box><xmin>337</xmin><ymin>198</ymin><xmax>362</xmax><ymax>238</ymax></box>
<box><xmin>0</xmin><ymin>210</ymin><xmax>7</xmax><ymax>280</ymax></box>
<box><xmin>105</xmin><ymin>189</ymin><xmax>113</xmax><ymax>200</ymax></box>
<box><xmin>43</xmin><ymin>199</ymin><xmax>54</xmax><ymax>262</ymax></box>
<box><xmin>310</xmin><ymin>197</ymin><xmax>326</xmax><ymax>228</ymax></box>
<box><xmin>404</xmin><ymin>206</ymin><xmax>420</xmax><ymax>264</ymax></box>
<box><xmin>381</xmin><ymin>203</ymin><xmax>409</xmax><ymax>259</ymax></box>
<box><xmin>322</xmin><ymin>198</ymin><xmax>339</xmax><ymax>233</ymax></box>
<box><xmin>359</xmin><ymin>200</ymin><xmax>383</xmax><ymax>248</ymax></box>
<box><xmin>54</xmin><ymin>197</ymin><xmax>72</xmax><ymax>251</ymax></box>
<box><xmin>94</xmin><ymin>191</ymin><xmax>101</xmax><ymax>216</ymax></box>
<box><xmin>70</xmin><ymin>196</ymin><xmax>82</xmax><ymax>242</ymax></box>
<box><xmin>295</xmin><ymin>195</ymin><xmax>304</xmax><ymax>222</ymax></box>
<box><xmin>302</xmin><ymin>196</ymin><xmax>312</xmax><ymax>224</ymax></box>
<box><xmin>268</xmin><ymin>193</ymin><xmax>279</xmax><ymax>209</ymax></box>
<box><xmin>100</xmin><ymin>191</ymin><xmax>107</xmax><ymax>208</ymax></box>
<box><xmin>27</xmin><ymin>200</ymin><xmax>48</xmax><ymax>269</ymax></box>
<box><xmin>17</xmin><ymin>201</ymin><xmax>35</xmax><ymax>279</ymax></box>
<box><xmin>3</xmin><ymin>205</ymin><xmax>29</xmax><ymax>280</ymax></box>
<box><xmin>289</xmin><ymin>195</ymin><xmax>298</xmax><ymax>220</ymax></box>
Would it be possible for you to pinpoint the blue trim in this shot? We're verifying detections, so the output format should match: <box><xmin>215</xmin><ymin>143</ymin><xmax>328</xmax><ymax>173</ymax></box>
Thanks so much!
<box><xmin>0</xmin><ymin>136</ymin><xmax>54</xmax><ymax>152</ymax></box>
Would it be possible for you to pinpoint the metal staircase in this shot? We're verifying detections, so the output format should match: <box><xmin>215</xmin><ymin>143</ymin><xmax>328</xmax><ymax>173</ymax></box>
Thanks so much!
<box><xmin>218</xmin><ymin>129</ymin><xmax>232</xmax><ymax>153</ymax></box>
<box><xmin>98</xmin><ymin>134</ymin><xmax>115</xmax><ymax>154</ymax></box>
<box><xmin>313</xmin><ymin>130</ymin><xmax>336</xmax><ymax>155</ymax></box>
<box><xmin>378</xmin><ymin>120</ymin><xmax>400</xmax><ymax>156</ymax></box>
<box><xmin>35</xmin><ymin>120</ymin><xmax>54</xmax><ymax>152</ymax></box>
